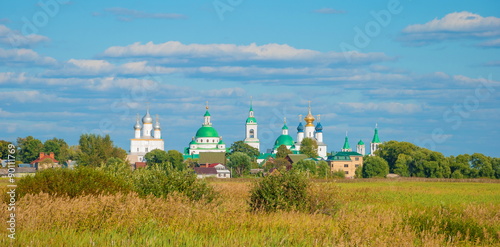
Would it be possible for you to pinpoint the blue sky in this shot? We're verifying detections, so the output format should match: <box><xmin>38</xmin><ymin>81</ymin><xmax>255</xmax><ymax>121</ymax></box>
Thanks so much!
<box><xmin>0</xmin><ymin>0</ymin><xmax>499</xmax><ymax>157</ymax></box>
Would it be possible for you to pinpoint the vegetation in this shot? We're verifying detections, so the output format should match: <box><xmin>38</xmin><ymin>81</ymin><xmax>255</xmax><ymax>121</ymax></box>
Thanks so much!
<box><xmin>228</xmin><ymin>140</ymin><xmax>259</xmax><ymax>161</ymax></box>
<box><xmin>17</xmin><ymin>136</ymin><xmax>44</xmax><ymax>163</ymax></box>
<box><xmin>227</xmin><ymin>152</ymin><xmax>252</xmax><ymax>177</ymax></box>
<box><xmin>78</xmin><ymin>134</ymin><xmax>127</xmax><ymax>167</ymax></box>
<box><xmin>276</xmin><ymin>144</ymin><xmax>292</xmax><ymax>159</ymax></box>
<box><xmin>299</xmin><ymin>137</ymin><xmax>318</xmax><ymax>158</ymax></box>
<box><xmin>361</xmin><ymin>156</ymin><xmax>390</xmax><ymax>178</ymax></box>
<box><xmin>2</xmin><ymin>179</ymin><xmax>499</xmax><ymax>246</ymax></box>
<box><xmin>249</xmin><ymin>170</ymin><xmax>309</xmax><ymax>212</ymax></box>
<box><xmin>376</xmin><ymin>141</ymin><xmax>500</xmax><ymax>178</ymax></box>
<box><xmin>15</xmin><ymin>167</ymin><xmax>132</xmax><ymax>199</ymax></box>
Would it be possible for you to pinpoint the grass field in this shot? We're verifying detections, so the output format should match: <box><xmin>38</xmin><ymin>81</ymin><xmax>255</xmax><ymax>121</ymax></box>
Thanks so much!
<box><xmin>1</xmin><ymin>178</ymin><xmax>499</xmax><ymax>246</ymax></box>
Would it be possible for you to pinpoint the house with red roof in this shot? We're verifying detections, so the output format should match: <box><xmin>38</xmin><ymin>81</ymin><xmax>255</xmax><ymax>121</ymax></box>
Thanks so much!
<box><xmin>31</xmin><ymin>152</ymin><xmax>60</xmax><ymax>170</ymax></box>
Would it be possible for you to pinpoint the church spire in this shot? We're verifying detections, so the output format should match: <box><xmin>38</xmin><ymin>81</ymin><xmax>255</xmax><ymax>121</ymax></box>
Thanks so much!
<box><xmin>203</xmin><ymin>101</ymin><xmax>211</xmax><ymax>126</ymax></box>
<box><xmin>372</xmin><ymin>123</ymin><xmax>381</xmax><ymax>143</ymax></box>
<box><xmin>342</xmin><ymin>131</ymin><xmax>351</xmax><ymax>152</ymax></box>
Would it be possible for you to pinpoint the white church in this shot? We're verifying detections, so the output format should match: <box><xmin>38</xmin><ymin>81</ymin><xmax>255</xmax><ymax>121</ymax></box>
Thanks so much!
<box><xmin>128</xmin><ymin>108</ymin><xmax>165</xmax><ymax>163</ymax></box>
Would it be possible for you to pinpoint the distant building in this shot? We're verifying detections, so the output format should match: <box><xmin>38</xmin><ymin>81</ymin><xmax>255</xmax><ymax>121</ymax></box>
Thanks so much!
<box><xmin>370</xmin><ymin>124</ymin><xmax>382</xmax><ymax>156</ymax></box>
<box><xmin>185</xmin><ymin>103</ymin><xmax>227</xmax><ymax>155</ymax></box>
<box><xmin>129</xmin><ymin>107</ymin><xmax>165</xmax><ymax>163</ymax></box>
<box><xmin>31</xmin><ymin>152</ymin><xmax>60</xmax><ymax>170</ymax></box>
<box><xmin>243</xmin><ymin>99</ymin><xmax>260</xmax><ymax>151</ymax></box>
<box><xmin>327</xmin><ymin>152</ymin><xmax>364</xmax><ymax>178</ymax></box>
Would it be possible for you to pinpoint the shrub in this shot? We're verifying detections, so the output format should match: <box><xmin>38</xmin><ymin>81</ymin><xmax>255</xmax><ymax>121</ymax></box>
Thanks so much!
<box><xmin>249</xmin><ymin>170</ymin><xmax>309</xmax><ymax>212</ymax></box>
<box><xmin>132</xmin><ymin>166</ymin><xmax>216</xmax><ymax>202</ymax></box>
<box><xmin>16</xmin><ymin>167</ymin><xmax>132</xmax><ymax>199</ymax></box>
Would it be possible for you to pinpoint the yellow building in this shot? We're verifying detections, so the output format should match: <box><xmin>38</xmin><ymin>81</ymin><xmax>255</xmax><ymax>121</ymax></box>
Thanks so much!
<box><xmin>328</xmin><ymin>152</ymin><xmax>363</xmax><ymax>178</ymax></box>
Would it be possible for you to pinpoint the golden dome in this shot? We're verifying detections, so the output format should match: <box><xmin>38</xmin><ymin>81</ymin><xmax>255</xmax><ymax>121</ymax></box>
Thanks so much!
<box><xmin>304</xmin><ymin>101</ymin><xmax>315</xmax><ymax>127</ymax></box>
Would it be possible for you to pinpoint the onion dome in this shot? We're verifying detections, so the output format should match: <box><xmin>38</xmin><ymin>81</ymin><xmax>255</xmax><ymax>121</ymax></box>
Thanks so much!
<box><xmin>297</xmin><ymin>122</ymin><xmax>304</xmax><ymax>132</ymax></box>
<box><xmin>315</xmin><ymin>122</ymin><xmax>323</xmax><ymax>132</ymax></box>
<box><xmin>134</xmin><ymin>114</ymin><xmax>142</xmax><ymax>129</ymax></box>
<box><xmin>142</xmin><ymin>108</ymin><xmax>153</xmax><ymax>124</ymax></box>
<box><xmin>218</xmin><ymin>139</ymin><xmax>225</xmax><ymax>144</ymax></box>
<box><xmin>153</xmin><ymin>115</ymin><xmax>161</xmax><ymax>129</ymax></box>
<box><xmin>304</xmin><ymin>102</ymin><xmax>315</xmax><ymax>127</ymax></box>
<box><xmin>358</xmin><ymin>140</ymin><xmax>364</xmax><ymax>145</ymax></box>
<box><xmin>282</xmin><ymin>123</ymin><xmax>289</xmax><ymax>130</ymax></box>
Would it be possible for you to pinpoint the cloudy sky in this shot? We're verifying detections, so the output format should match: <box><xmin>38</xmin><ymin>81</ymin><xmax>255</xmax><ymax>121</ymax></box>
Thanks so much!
<box><xmin>0</xmin><ymin>0</ymin><xmax>499</xmax><ymax>157</ymax></box>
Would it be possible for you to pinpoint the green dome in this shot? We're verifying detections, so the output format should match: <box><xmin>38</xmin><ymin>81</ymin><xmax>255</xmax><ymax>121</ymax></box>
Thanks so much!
<box><xmin>274</xmin><ymin>134</ymin><xmax>294</xmax><ymax>147</ymax></box>
<box><xmin>218</xmin><ymin>139</ymin><xmax>225</xmax><ymax>144</ymax></box>
<box><xmin>195</xmin><ymin>126</ymin><xmax>219</xmax><ymax>138</ymax></box>
<box><xmin>358</xmin><ymin>140</ymin><xmax>364</xmax><ymax>145</ymax></box>
<box><xmin>246</xmin><ymin>117</ymin><xmax>257</xmax><ymax>124</ymax></box>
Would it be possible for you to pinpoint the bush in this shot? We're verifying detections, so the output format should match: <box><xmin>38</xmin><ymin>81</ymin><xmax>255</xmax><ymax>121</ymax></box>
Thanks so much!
<box><xmin>249</xmin><ymin>170</ymin><xmax>309</xmax><ymax>212</ymax></box>
<box><xmin>132</xmin><ymin>166</ymin><xmax>216</xmax><ymax>202</ymax></box>
<box><xmin>16</xmin><ymin>167</ymin><xmax>132</xmax><ymax>199</ymax></box>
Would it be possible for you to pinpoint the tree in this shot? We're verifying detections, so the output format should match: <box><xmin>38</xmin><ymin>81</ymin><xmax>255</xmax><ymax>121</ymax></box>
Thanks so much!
<box><xmin>299</xmin><ymin>138</ymin><xmax>318</xmax><ymax>158</ymax></box>
<box><xmin>43</xmin><ymin>138</ymin><xmax>69</xmax><ymax>162</ymax></box>
<box><xmin>78</xmin><ymin>134</ymin><xmax>124</xmax><ymax>167</ymax></box>
<box><xmin>276</xmin><ymin>145</ymin><xmax>292</xmax><ymax>159</ymax></box>
<box><xmin>316</xmin><ymin>161</ymin><xmax>329</xmax><ymax>178</ymax></box>
<box><xmin>167</xmin><ymin>150</ymin><xmax>186</xmax><ymax>170</ymax></box>
<box><xmin>229</xmin><ymin>141</ymin><xmax>259</xmax><ymax>160</ymax></box>
<box><xmin>0</xmin><ymin>140</ymin><xmax>13</xmax><ymax>159</ymax></box>
<box><xmin>227</xmin><ymin>152</ymin><xmax>252</xmax><ymax>177</ymax></box>
<box><xmin>362</xmin><ymin>156</ymin><xmax>389</xmax><ymax>178</ymax></box>
<box><xmin>294</xmin><ymin>159</ymin><xmax>317</xmax><ymax>176</ymax></box>
<box><xmin>470</xmin><ymin>153</ymin><xmax>494</xmax><ymax>178</ymax></box>
<box><xmin>375</xmin><ymin>141</ymin><xmax>418</xmax><ymax>172</ymax></box>
<box><xmin>17</xmin><ymin>136</ymin><xmax>44</xmax><ymax>163</ymax></box>
<box><xmin>144</xmin><ymin>149</ymin><xmax>169</xmax><ymax>167</ymax></box>
<box><xmin>394</xmin><ymin>153</ymin><xmax>411</xmax><ymax>177</ymax></box>
<box><xmin>98</xmin><ymin>157</ymin><xmax>133</xmax><ymax>180</ymax></box>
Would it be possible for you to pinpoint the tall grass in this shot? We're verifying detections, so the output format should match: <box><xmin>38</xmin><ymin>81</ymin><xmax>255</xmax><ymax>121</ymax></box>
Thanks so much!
<box><xmin>1</xmin><ymin>179</ymin><xmax>499</xmax><ymax>246</ymax></box>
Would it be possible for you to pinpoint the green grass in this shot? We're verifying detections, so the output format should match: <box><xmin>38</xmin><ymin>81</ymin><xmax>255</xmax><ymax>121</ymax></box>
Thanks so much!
<box><xmin>1</xmin><ymin>179</ymin><xmax>499</xmax><ymax>246</ymax></box>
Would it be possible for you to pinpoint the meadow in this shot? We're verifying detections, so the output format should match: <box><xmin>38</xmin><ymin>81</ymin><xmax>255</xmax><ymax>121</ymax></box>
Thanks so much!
<box><xmin>1</xmin><ymin>178</ymin><xmax>499</xmax><ymax>246</ymax></box>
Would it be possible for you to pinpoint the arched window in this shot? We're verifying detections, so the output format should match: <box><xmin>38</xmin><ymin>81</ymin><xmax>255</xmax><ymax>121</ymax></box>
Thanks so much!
<box><xmin>200</xmin><ymin>139</ymin><xmax>203</xmax><ymax>143</ymax></box>
<box><xmin>249</xmin><ymin>129</ymin><xmax>255</xmax><ymax>138</ymax></box>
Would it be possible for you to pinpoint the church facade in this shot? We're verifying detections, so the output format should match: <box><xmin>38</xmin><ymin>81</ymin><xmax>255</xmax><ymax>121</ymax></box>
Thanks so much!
<box><xmin>129</xmin><ymin>108</ymin><xmax>165</xmax><ymax>162</ymax></box>
<box><xmin>184</xmin><ymin>104</ymin><xmax>226</xmax><ymax>155</ymax></box>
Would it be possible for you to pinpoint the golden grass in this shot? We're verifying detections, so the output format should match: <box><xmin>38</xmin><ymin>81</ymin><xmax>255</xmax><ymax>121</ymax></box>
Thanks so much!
<box><xmin>1</xmin><ymin>179</ymin><xmax>499</xmax><ymax>246</ymax></box>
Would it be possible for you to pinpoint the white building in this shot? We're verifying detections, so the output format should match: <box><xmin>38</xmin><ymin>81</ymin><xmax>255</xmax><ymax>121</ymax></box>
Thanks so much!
<box><xmin>294</xmin><ymin>103</ymin><xmax>328</xmax><ymax>159</ymax></box>
<box><xmin>185</xmin><ymin>104</ymin><xmax>226</xmax><ymax>155</ymax></box>
<box><xmin>243</xmin><ymin>100</ymin><xmax>260</xmax><ymax>151</ymax></box>
<box><xmin>129</xmin><ymin>108</ymin><xmax>164</xmax><ymax>162</ymax></box>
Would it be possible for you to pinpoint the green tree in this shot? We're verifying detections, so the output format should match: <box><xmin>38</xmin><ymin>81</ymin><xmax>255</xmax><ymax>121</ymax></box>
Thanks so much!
<box><xmin>316</xmin><ymin>160</ymin><xmax>329</xmax><ymax>178</ymax></box>
<box><xmin>276</xmin><ymin>145</ymin><xmax>292</xmax><ymax>159</ymax></box>
<box><xmin>43</xmin><ymin>138</ymin><xmax>69</xmax><ymax>162</ymax></box>
<box><xmin>375</xmin><ymin>141</ymin><xmax>418</xmax><ymax>172</ymax></box>
<box><xmin>362</xmin><ymin>156</ymin><xmax>389</xmax><ymax>178</ymax></box>
<box><xmin>144</xmin><ymin>149</ymin><xmax>169</xmax><ymax>167</ymax></box>
<box><xmin>17</xmin><ymin>136</ymin><xmax>44</xmax><ymax>163</ymax></box>
<box><xmin>299</xmin><ymin>138</ymin><xmax>318</xmax><ymax>158</ymax></box>
<box><xmin>167</xmin><ymin>150</ymin><xmax>186</xmax><ymax>170</ymax></box>
<box><xmin>294</xmin><ymin>159</ymin><xmax>317</xmax><ymax>176</ymax></box>
<box><xmin>394</xmin><ymin>153</ymin><xmax>411</xmax><ymax>177</ymax></box>
<box><xmin>98</xmin><ymin>157</ymin><xmax>133</xmax><ymax>180</ymax></box>
<box><xmin>78</xmin><ymin>134</ymin><xmax>125</xmax><ymax>167</ymax></box>
<box><xmin>227</xmin><ymin>152</ymin><xmax>252</xmax><ymax>177</ymax></box>
<box><xmin>470</xmin><ymin>153</ymin><xmax>494</xmax><ymax>178</ymax></box>
<box><xmin>229</xmin><ymin>140</ymin><xmax>259</xmax><ymax>160</ymax></box>
<box><xmin>0</xmin><ymin>140</ymin><xmax>14</xmax><ymax>159</ymax></box>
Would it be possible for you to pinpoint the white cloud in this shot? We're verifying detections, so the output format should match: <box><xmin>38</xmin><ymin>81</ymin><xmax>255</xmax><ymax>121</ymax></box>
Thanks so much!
<box><xmin>0</xmin><ymin>90</ymin><xmax>75</xmax><ymax>103</ymax></box>
<box><xmin>340</xmin><ymin>102</ymin><xmax>423</xmax><ymax>114</ymax></box>
<box><xmin>478</xmin><ymin>38</ymin><xmax>500</xmax><ymax>48</ymax></box>
<box><xmin>0</xmin><ymin>25</ymin><xmax>49</xmax><ymax>47</ymax></box>
<box><xmin>400</xmin><ymin>12</ymin><xmax>500</xmax><ymax>46</ymax></box>
<box><xmin>0</xmin><ymin>48</ymin><xmax>57</xmax><ymax>67</ymax></box>
<box><xmin>101</xmin><ymin>41</ymin><xmax>392</xmax><ymax>65</ymax></box>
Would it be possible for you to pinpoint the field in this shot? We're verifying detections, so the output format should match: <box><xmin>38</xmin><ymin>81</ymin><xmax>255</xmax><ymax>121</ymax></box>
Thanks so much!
<box><xmin>1</xmin><ymin>178</ymin><xmax>499</xmax><ymax>246</ymax></box>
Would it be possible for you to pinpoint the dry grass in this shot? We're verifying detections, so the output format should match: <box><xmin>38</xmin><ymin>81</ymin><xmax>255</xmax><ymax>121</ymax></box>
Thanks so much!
<box><xmin>1</xmin><ymin>179</ymin><xmax>499</xmax><ymax>246</ymax></box>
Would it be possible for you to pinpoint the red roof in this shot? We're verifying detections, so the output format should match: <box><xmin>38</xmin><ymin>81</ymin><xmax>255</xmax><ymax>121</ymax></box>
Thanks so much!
<box><xmin>207</xmin><ymin>163</ymin><xmax>223</xmax><ymax>168</ymax></box>
<box><xmin>194</xmin><ymin>167</ymin><xmax>217</xmax><ymax>175</ymax></box>
<box><xmin>135</xmin><ymin>162</ymin><xmax>147</xmax><ymax>169</ymax></box>
<box><xmin>30</xmin><ymin>152</ymin><xmax>58</xmax><ymax>165</ymax></box>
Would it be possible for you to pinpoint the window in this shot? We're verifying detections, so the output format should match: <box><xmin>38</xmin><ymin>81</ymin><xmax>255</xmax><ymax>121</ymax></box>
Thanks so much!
<box><xmin>137</xmin><ymin>148</ymin><xmax>139</xmax><ymax>152</ymax></box>
<box><xmin>145</xmin><ymin>148</ymin><xmax>148</xmax><ymax>152</ymax></box>
<box><xmin>355</xmin><ymin>164</ymin><xmax>359</xmax><ymax>168</ymax></box>
<box><xmin>344</xmin><ymin>164</ymin><xmax>349</xmax><ymax>168</ymax></box>
<box><xmin>250</xmin><ymin>129</ymin><xmax>255</xmax><ymax>138</ymax></box>
<box><xmin>345</xmin><ymin>171</ymin><xmax>349</xmax><ymax>174</ymax></box>
<box><xmin>355</xmin><ymin>157</ymin><xmax>359</xmax><ymax>161</ymax></box>
<box><xmin>200</xmin><ymin>139</ymin><xmax>203</xmax><ymax>142</ymax></box>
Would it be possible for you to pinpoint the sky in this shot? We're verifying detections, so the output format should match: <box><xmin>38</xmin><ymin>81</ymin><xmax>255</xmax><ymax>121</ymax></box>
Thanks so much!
<box><xmin>0</xmin><ymin>0</ymin><xmax>499</xmax><ymax>157</ymax></box>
